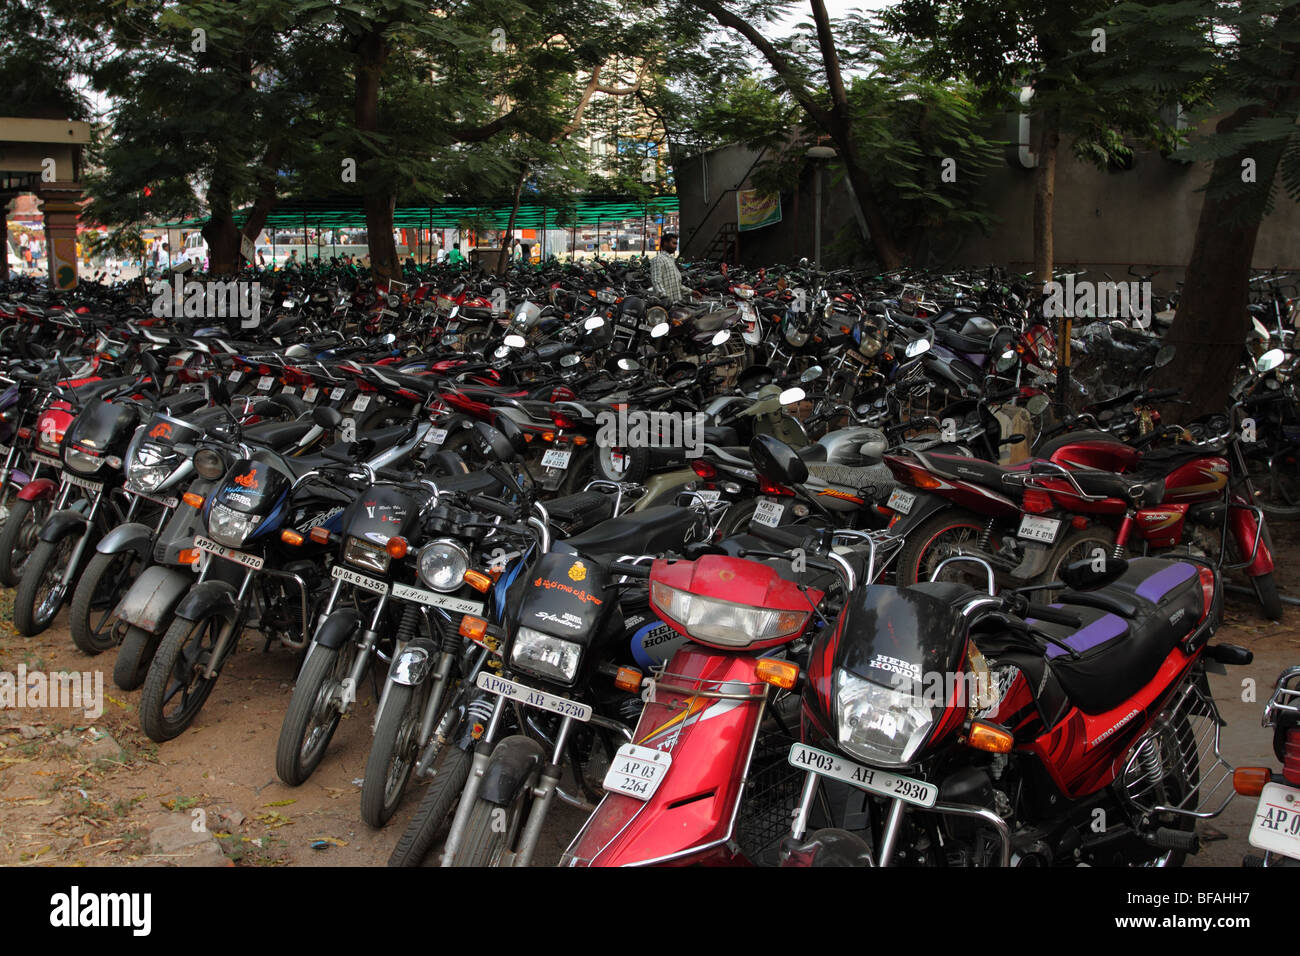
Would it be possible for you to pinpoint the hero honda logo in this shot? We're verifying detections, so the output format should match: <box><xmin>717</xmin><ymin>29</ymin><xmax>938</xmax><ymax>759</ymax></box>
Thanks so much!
<box><xmin>151</xmin><ymin>276</ymin><xmax>263</xmax><ymax>328</ymax></box>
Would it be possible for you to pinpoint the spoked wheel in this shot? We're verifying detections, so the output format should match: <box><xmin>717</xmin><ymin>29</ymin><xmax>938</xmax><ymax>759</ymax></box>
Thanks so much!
<box><xmin>69</xmin><ymin>549</ymin><xmax>145</xmax><ymax>654</ymax></box>
<box><xmin>0</xmin><ymin>496</ymin><xmax>53</xmax><ymax>586</ymax></box>
<box><xmin>895</xmin><ymin>510</ymin><xmax>1000</xmax><ymax>588</ymax></box>
<box><xmin>360</xmin><ymin>682</ymin><xmax>424</xmax><ymax>828</ymax></box>
<box><xmin>139</xmin><ymin>611</ymin><xmax>232</xmax><ymax>743</ymax></box>
<box><xmin>276</xmin><ymin>644</ymin><xmax>356</xmax><ymax>786</ymax></box>
<box><xmin>1244</xmin><ymin>453</ymin><xmax>1300</xmax><ymax>520</ymax></box>
<box><xmin>13</xmin><ymin>536</ymin><xmax>76</xmax><ymax>637</ymax></box>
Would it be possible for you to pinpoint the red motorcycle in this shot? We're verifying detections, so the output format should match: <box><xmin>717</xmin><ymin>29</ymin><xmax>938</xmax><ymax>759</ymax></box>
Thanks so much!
<box><xmin>780</xmin><ymin>552</ymin><xmax>1253</xmax><ymax>867</ymax></box>
<box><xmin>1234</xmin><ymin>666</ymin><xmax>1300</xmax><ymax>867</ymax></box>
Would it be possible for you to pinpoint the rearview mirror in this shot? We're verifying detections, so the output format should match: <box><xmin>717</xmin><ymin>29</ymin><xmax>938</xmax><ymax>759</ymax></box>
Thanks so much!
<box><xmin>1257</xmin><ymin>348</ymin><xmax>1285</xmax><ymax>373</ymax></box>
<box><xmin>779</xmin><ymin>387</ymin><xmax>805</xmax><ymax>406</ymax></box>
<box><xmin>584</xmin><ymin>316</ymin><xmax>605</xmax><ymax>332</ymax></box>
<box><xmin>711</xmin><ymin>329</ymin><xmax>731</xmax><ymax>347</ymax></box>
<box><xmin>503</xmin><ymin>334</ymin><xmax>527</xmax><ymax>349</ymax></box>
<box><xmin>1154</xmin><ymin>344</ymin><xmax>1176</xmax><ymax>369</ymax></box>
<box><xmin>801</xmin><ymin>365</ymin><xmax>823</xmax><ymax>383</ymax></box>
<box><xmin>904</xmin><ymin>338</ymin><xmax>931</xmax><ymax>359</ymax></box>
<box><xmin>995</xmin><ymin>349</ymin><xmax>1018</xmax><ymax>373</ymax></box>
<box><xmin>1026</xmin><ymin>394</ymin><xmax>1050</xmax><ymax>416</ymax></box>
<box><xmin>1059</xmin><ymin>556</ymin><xmax>1130</xmax><ymax>592</ymax></box>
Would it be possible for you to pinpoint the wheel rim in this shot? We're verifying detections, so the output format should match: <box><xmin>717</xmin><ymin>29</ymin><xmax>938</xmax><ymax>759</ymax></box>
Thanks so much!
<box><xmin>383</xmin><ymin>704</ymin><xmax>420</xmax><ymax>808</ymax></box>
<box><xmin>160</xmin><ymin>617</ymin><xmax>222</xmax><ymax>724</ymax></box>
<box><xmin>918</xmin><ymin>524</ymin><xmax>991</xmax><ymax>587</ymax></box>
<box><xmin>33</xmin><ymin>538</ymin><xmax>74</xmax><ymax>627</ymax></box>
<box><xmin>300</xmin><ymin>652</ymin><xmax>349</xmax><ymax>763</ymax></box>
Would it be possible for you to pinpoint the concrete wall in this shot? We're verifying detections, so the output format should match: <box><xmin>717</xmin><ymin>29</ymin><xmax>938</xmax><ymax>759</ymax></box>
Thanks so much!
<box><xmin>677</xmin><ymin>134</ymin><xmax>1300</xmax><ymax>288</ymax></box>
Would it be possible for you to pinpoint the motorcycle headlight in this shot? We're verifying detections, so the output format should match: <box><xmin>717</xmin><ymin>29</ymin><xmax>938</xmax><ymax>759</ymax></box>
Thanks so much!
<box><xmin>417</xmin><ymin>539</ymin><xmax>469</xmax><ymax>592</ymax></box>
<box><xmin>344</xmin><ymin>535</ymin><xmax>390</xmax><ymax>574</ymax></box>
<box><xmin>859</xmin><ymin>331</ymin><xmax>883</xmax><ymax>358</ymax></box>
<box><xmin>835</xmin><ymin>670</ymin><xmax>935</xmax><ymax>768</ymax></box>
<box><xmin>207</xmin><ymin>502</ymin><xmax>262</xmax><ymax>548</ymax></box>
<box><xmin>127</xmin><ymin>461</ymin><xmax>173</xmax><ymax>492</ymax></box>
<box><xmin>650</xmin><ymin>580</ymin><xmax>808</xmax><ymax>649</ymax></box>
<box><xmin>1035</xmin><ymin>341</ymin><xmax>1056</xmax><ymax>367</ymax></box>
<box><xmin>994</xmin><ymin>349</ymin><xmax>1018</xmax><ymax>373</ymax></box>
<box><xmin>64</xmin><ymin>446</ymin><xmax>104</xmax><ymax>475</ymax></box>
<box><xmin>511</xmin><ymin>626</ymin><xmax>582</xmax><ymax>685</ymax></box>
<box><xmin>194</xmin><ymin>448</ymin><xmax>227</xmax><ymax>480</ymax></box>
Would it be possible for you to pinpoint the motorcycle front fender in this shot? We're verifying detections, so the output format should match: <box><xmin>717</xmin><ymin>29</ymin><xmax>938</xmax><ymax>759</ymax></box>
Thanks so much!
<box><xmin>18</xmin><ymin>477</ymin><xmax>58</xmax><ymax>501</ymax></box>
<box><xmin>311</xmin><ymin>608</ymin><xmax>362</xmax><ymax>651</ymax></box>
<box><xmin>96</xmin><ymin>521</ymin><xmax>153</xmax><ymax>558</ymax></box>
<box><xmin>479</xmin><ymin>734</ymin><xmax>547</xmax><ymax>806</ymax></box>
<box><xmin>38</xmin><ymin>508</ymin><xmax>89</xmax><ymax>544</ymax></box>
<box><xmin>115</xmin><ymin>565</ymin><xmax>193</xmax><ymax>635</ymax></box>
<box><xmin>390</xmin><ymin>637</ymin><xmax>438</xmax><ymax>686</ymax></box>
<box><xmin>173</xmin><ymin>579</ymin><xmax>241</xmax><ymax>625</ymax></box>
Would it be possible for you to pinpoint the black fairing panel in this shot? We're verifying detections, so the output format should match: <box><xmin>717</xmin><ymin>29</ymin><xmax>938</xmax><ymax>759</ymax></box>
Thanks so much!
<box><xmin>213</xmin><ymin>456</ymin><xmax>291</xmax><ymax>517</ymax></box>
<box><xmin>512</xmin><ymin>552</ymin><xmax>616</xmax><ymax>647</ymax></box>
<box><xmin>340</xmin><ymin>485</ymin><xmax>420</xmax><ymax>548</ymax></box>
<box><xmin>65</xmin><ymin>400</ymin><xmax>140</xmax><ymax>458</ymax></box>
<box><xmin>835</xmin><ymin>584</ymin><xmax>972</xmax><ymax>690</ymax></box>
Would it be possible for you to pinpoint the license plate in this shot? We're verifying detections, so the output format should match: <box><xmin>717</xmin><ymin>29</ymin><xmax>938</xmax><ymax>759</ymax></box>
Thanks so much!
<box><xmin>352</xmin><ymin>394</ymin><xmax>371</xmax><ymax>412</ymax></box>
<box><xmin>330</xmin><ymin>387</ymin><xmax>346</xmax><ymax>401</ymax></box>
<box><xmin>391</xmin><ymin>583</ymin><xmax>484</xmax><ymax>616</ymax></box>
<box><xmin>31</xmin><ymin>452</ymin><xmax>62</xmax><ymax>470</ymax></box>
<box><xmin>753</xmin><ymin>498</ymin><xmax>785</xmax><ymax>527</ymax></box>
<box><xmin>610</xmin><ymin>450</ymin><xmax>627</xmax><ymax>473</ymax></box>
<box><xmin>422</xmin><ymin>427</ymin><xmax>448</xmax><ymax>447</ymax></box>
<box><xmin>302</xmin><ymin>387</ymin><xmax>319</xmax><ymax>403</ymax></box>
<box><xmin>257</xmin><ymin>375</ymin><xmax>274</xmax><ymax>391</ymax></box>
<box><xmin>788</xmin><ymin>743</ymin><xmax>937</xmax><ymax>809</ymax></box>
<box><xmin>603</xmin><ymin>743</ymin><xmax>671</xmax><ymax>801</ymax></box>
<box><xmin>475</xmin><ymin>672</ymin><xmax>591</xmax><ymax>722</ymax></box>
<box><xmin>229</xmin><ymin>370</ymin><xmax>243</xmax><ymax>383</ymax></box>
<box><xmin>1017</xmin><ymin>515</ymin><xmax>1061</xmax><ymax>543</ymax></box>
<box><xmin>127</xmin><ymin>487</ymin><xmax>178</xmax><ymax>509</ymax></box>
<box><xmin>194</xmin><ymin>534</ymin><xmax>263</xmax><ymax>570</ymax></box>
<box><xmin>444</xmin><ymin>321</ymin><xmax>459</xmax><ymax>334</ymax></box>
<box><xmin>542</xmin><ymin>449</ymin><xmax>571</xmax><ymax>470</ymax></box>
<box><xmin>331</xmin><ymin>563</ymin><xmax>389</xmax><ymax>594</ymax></box>
<box><xmin>694</xmin><ymin>488</ymin><xmax>721</xmax><ymax>504</ymax></box>
<box><xmin>1248</xmin><ymin>781</ymin><xmax>1300</xmax><ymax>861</ymax></box>
<box><xmin>64</xmin><ymin>472</ymin><xmax>102</xmax><ymax>492</ymax></box>
<box><xmin>887</xmin><ymin>489</ymin><xmax>916</xmax><ymax>515</ymax></box>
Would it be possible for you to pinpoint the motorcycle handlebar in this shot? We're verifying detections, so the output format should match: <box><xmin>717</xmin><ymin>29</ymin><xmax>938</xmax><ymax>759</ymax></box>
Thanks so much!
<box><xmin>467</xmin><ymin>494</ymin><xmax>517</xmax><ymax>520</ymax></box>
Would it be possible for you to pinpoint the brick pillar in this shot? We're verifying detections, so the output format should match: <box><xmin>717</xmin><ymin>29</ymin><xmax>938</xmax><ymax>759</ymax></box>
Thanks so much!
<box><xmin>36</xmin><ymin>182</ymin><xmax>83</xmax><ymax>290</ymax></box>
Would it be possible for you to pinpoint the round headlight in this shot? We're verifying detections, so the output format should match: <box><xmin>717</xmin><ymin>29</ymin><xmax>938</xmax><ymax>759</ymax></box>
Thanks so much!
<box><xmin>417</xmin><ymin>539</ymin><xmax>469</xmax><ymax>592</ymax></box>
<box><xmin>995</xmin><ymin>349</ymin><xmax>1018</xmax><ymax>373</ymax></box>
<box><xmin>195</xmin><ymin>448</ymin><xmax>227</xmax><ymax>479</ymax></box>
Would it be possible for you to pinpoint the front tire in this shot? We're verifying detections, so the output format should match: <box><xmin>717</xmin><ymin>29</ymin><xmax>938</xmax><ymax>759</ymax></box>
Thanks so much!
<box><xmin>451</xmin><ymin>796</ymin><xmax>515</xmax><ymax>868</ymax></box>
<box><xmin>69</xmin><ymin>549</ymin><xmax>144</xmax><ymax>654</ymax></box>
<box><xmin>276</xmin><ymin>644</ymin><xmax>352</xmax><ymax>786</ymax></box>
<box><xmin>0</xmin><ymin>496</ymin><xmax>52</xmax><ymax>586</ymax></box>
<box><xmin>13</xmin><ymin>536</ymin><xmax>76</xmax><ymax>637</ymax></box>
<box><xmin>139</xmin><ymin>610</ymin><xmax>232</xmax><ymax>743</ymax></box>
<box><xmin>360</xmin><ymin>682</ymin><xmax>422</xmax><ymax>827</ymax></box>
<box><xmin>1251</xmin><ymin>573</ymin><xmax>1284</xmax><ymax>622</ymax></box>
<box><xmin>114</xmin><ymin>625</ymin><xmax>159</xmax><ymax>691</ymax></box>
<box><xmin>387</xmin><ymin>748</ymin><xmax>472</xmax><ymax>867</ymax></box>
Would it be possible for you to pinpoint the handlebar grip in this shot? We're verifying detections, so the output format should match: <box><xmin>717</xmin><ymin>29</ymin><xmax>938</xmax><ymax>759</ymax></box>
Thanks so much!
<box><xmin>611</xmin><ymin>561</ymin><xmax>651</xmax><ymax>579</ymax></box>
<box><xmin>467</xmin><ymin>494</ymin><xmax>518</xmax><ymax>520</ymax></box>
<box><xmin>376</xmin><ymin>466</ymin><xmax>415</xmax><ymax>482</ymax></box>
<box><xmin>1026</xmin><ymin>604</ymin><xmax>1083</xmax><ymax>628</ymax></box>
<box><xmin>749</xmin><ymin>521</ymin><xmax>815</xmax><ymax>550</ymax></box>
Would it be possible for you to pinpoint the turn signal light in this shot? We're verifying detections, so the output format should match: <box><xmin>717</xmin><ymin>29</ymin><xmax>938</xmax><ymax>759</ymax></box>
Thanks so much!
<box><xmin>755</xmin><ymin>658</ymin><xmax>800</xmax><ymax>690</ymax></box>
<box><xmin>1234</xmin><ymin>767</ymin><xmax>1272</xmax><ymax>797</ymax></box>
<box><xmin>1022</xmin><ymin>489</ymin><xmax>1053</xmax><ymax>514</ymax></box>
<box><xmin>182</xmin><ymin>492</ymin><xmax>205</xmax><ymax>508</ymax></box>
<box><xmin>309</xmin><ymin>527</ymin><xmax>330</xmax><ymax>545</ymax></box>
<box><xmin>179</xmin><ymin>548</ymin><xmax>199</xmax><ymax>565</ymax></box>
<box><xmin>464</xmin><ymin>570</ymin><xmax>492</xmax><ymax>592</ymax></box>
<box><xmin>614</xmin><ymin>666</ymin><xmax>642</xmax><ymax>692</ymax></box>
<box><xmin>460</xmin><ymin>616</ymin><xmax>488</xmax><ymax>641</ymax></box>
<box><xmin>911</xmin><ymin>472</ymin><xmax>943</xmax><ymax>490</ymax></box>
<box><xmin>386</xmin><ymin>536</ymin><xmax>408</xmax><ymax>559</ymax></box>
<box><xmin>281</xmin><ymin>530</ymin><xmax>304</xmax><ymax>546</ymax></box>
<box><xmin>966</xmin><ymin>720</ymin><xmax>1014</xmax><ymax>753</ymax></box>
<box><xmin>17</xmin><ymin>427</ymin><xmax>31</xmax><ymax>440</ymax></box>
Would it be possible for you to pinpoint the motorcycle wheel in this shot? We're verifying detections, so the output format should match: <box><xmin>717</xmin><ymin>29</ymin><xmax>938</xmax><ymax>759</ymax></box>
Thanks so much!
<box><xmin>276</xmin><ymin>644</ymin><xmax>353</xmax><ymax>786</ymax></box>
<box><xmin>13</xmin><ymin>536</ymin><xmax>76</xmax><ymax>637</ymax></box>
<box><xmin>895</xmin><ymin>510</ymin><xmax>996</xmax><ymax>587</ymax></box>
<box><xmin>386</xmin><ymin>747</ymin><xmax>472</xmax><ymax>867</ymax></box>
<box><xmin>113</xmin><ymin>625</ymin><xmax>159</xmax><ymax>691</ymax></box>
<box><xmin>139</xmin><ymin>611</ymin><xmax>230</xmax><ymax>743</ymax></box>
<box><xmin>715</xmin><ymin>497</ymin><xmax>758</xmax><ymax>540</ymax></box>
<box><xmin>1243</xmin><ymin>454</ymin><xmax>1300</xmax><ymax>520</ymax></box>
<box><xmin>452</xmin><ymin>795</ymin><xmax>519</xmax><ymax>868</ymax></box>
<box><xmin>1251</xmin><ymin>573</ymin><xmax>1284</xmax><ymax>622</ymax></box>
<box><xmin>591</xmin><ymin>443</ymin><xmax>649</xmax><ymax>484</ymax></box>
<box><xmin>360</xmin><ymin>682</ymin><xmax>422</xmax><ymax>827</ymax></box>
<box><xmin>1040</xmin><ymin>526</ymin><xmax>1117</xmax><ymax>601</ymax></box>
<box><xmin>69</xmin><ymin>549</ymin><xmax>144</xmax><ymax>655</ymax></box>
<box><xmin>0</xmin><ymin>496</ymin><xmax>52</xmax><ymax>586</ymax></box>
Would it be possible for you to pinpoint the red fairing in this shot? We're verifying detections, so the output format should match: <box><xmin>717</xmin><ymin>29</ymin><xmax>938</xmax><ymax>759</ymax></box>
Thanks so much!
<box><xmin>564</xmin><ymin>647</ymin><xmax>768</xmax><ymax>866</ymax></box>
<box><xmin>1048</xmin><ymin>440</ymin><xmax>1141</xmax><ymax>473</ymax></box>
<box><xmin>18</xmin><ymin>477</ymin><xmax>58</xmax><ymax>501</ymax></box>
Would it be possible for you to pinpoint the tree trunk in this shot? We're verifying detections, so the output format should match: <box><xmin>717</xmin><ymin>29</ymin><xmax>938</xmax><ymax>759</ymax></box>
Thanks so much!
<box><xmin>355</xmin><ymin>28</ymin><xmax>398</xmax><ymax>281</ymax></box>
<box><xmin>1032</xmin><ymin>108</ymin><xmax>1059</xmax><ymax>283</ymax></box>
<box><xmin>1151</xmin><ymin>125</ymin><xmax>1283</xmax><ymax>421</ymax></box>
<box><xmin>496</xmin><ymin>165</ymin><xmax>529</xmax><ymax>276</ymax></box>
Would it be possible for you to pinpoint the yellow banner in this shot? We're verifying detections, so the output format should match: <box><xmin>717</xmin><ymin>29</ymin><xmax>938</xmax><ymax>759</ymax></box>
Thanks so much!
<box><xmin>737</xmin><ymin>189</ymin><xmax>781</xmax><ymax>232</ymax></box>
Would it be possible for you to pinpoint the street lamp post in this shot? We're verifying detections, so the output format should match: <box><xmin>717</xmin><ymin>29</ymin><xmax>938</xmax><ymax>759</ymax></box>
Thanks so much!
<box><xmin>805</xmin><ymin>145</ymin><xmax>836</xmax><ymax>269</ymax></box>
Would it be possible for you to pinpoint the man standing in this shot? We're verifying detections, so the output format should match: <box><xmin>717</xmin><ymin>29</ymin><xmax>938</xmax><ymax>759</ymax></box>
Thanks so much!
<box><xmin>650</xmin><ymin>232</ymin><xmax>685</xmax><ymax>304</ymax></box>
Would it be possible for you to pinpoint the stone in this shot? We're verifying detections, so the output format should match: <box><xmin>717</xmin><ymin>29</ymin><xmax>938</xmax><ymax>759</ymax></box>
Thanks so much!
<box><xmin>83</xmin><ymin>730</ymin><xmax>124</xmax><ymax>762</ymax></box>
<box><xmin>148</xmin><ymin>818</ymin><xmax>213</xmax><ymax>855</ymax></box>
<box><xmin>218</xmin><ymin>807</ymin><xmax>246</xmax><ymax>828</ymax></box>
<box><xmin>17</xmin><ymin>724</ymin><xmax>41</xmax><ymax>739</ymax></box>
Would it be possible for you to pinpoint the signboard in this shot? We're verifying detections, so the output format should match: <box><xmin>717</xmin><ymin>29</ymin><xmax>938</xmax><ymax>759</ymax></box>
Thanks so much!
<box><xmin>737</xmin><ymin>189</ymin><xmax>782</xmax><ymax>232</ymax></box>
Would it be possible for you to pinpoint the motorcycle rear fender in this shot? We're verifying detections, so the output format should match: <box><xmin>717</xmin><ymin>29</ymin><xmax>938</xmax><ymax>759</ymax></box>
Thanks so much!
<box><xmin>173</xmin><ymin>579</ymin><xmax>241</xmax><ymax>625</ymax></box>
<box><xmin>390</xmin><ymin>637</ymin><xmax>438</xmax><ymax>686</ymax></box>
<box><xmin>18</xmin><ymin>477</ymin><xmax>58</xmax><ymax>501</ymax></box>
<box><xmin>115</xmin><ymin>564</ymin><xmax>192</xmax><ymax>635</ymax></box>
<box><xmin>1228</xmin><ymin>498</ymin><xmax>1274</xmax><ymax>575</ymax></box>
<box><xmin>96</xmin><ymin>521</ymin><xmax>153</xmax><ymax>558</ymax></box>
<box><xmin>38</xmin><ymin>508</ymin><xmax>89</xmax><ymax>543</ymax></box>
<box><xmin>479</xmin><ymin>734</ymin><xmax>547</xmax><ymax>805</ymax></box>
<box><xmin>563</xmin><ymin>645</ymin><xmax>766</xmax><ymax>866</ymax></box>
<box><xmin>311</xmin><ymin>608</ymin><xmax>362</xmax><ymax>651</ymax></box>
<box><xmin>884</xmin><ymin>491</ymin><xmax>951</xmax><ymax>535</ymax></box>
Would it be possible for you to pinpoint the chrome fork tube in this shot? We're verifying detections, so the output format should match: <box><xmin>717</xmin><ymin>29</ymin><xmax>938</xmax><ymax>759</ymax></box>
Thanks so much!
<box><xmin>877</xmin><ymin>798</ymin><xmax>906</xmax><ymax>867</ymax></box>
<box><xmin>512</xmin><ymin>715</ymin><xmax>574</xmax><ymax>868</ymax></box>
<box><xmin>441</xmin><ymin>693</ymin><xmax>508</xmax><ymax>867</ymax></box>
<box><xmin>790</xmin><ymin>770</ymin><xmax>819</xmax><ymax>841</ymax></box>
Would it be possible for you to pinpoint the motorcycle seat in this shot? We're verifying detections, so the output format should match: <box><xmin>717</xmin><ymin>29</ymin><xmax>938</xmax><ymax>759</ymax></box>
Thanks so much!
<box><xmin>1038</xmin><ymin>559</ymin><xmax>1204</xmax><ymax>714</ymax></box>
<box><xmin>546</xmin><ymin>489</ymin><xmax>617</xmax><ymax>534</ymax></box>
<box><xmin>807</xmin><ymin>462</ymin><xmax>897</xmax><ymax>502</ymax></box>
<box><xmin>694</xmin><ymin>313</ymin><xmax>726</xmax><ymax>333</ymax></box>
<box><xmin>909</xmin><ymin>450</ymin><xmax>1031</xmax><ymax>491</ymax></box>
<box><xmin>1067</xmin><ymin>468</ymin><xmax>1166</xmax><ymax>506</ymax></box>
<box><xmin>552</xmin><ymin>505</ymin><xmax>700</xmax><ymax>560</ymax></box>
<box><xmin>703</xmin><ymin>425</ymin><xmax>740</xmax><ymax>446</ymax></box>
<box><xmin>243</xmin><ymin>420</ymin><xmax>316</xmax><ymax>450</ymax></box>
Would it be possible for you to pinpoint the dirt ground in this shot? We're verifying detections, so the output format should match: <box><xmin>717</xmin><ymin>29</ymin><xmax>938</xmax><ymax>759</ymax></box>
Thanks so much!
<box><xmin>1</xmin><ymin>524</ymin><xmax>1298</xmax><ymax>868</ymax></box>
